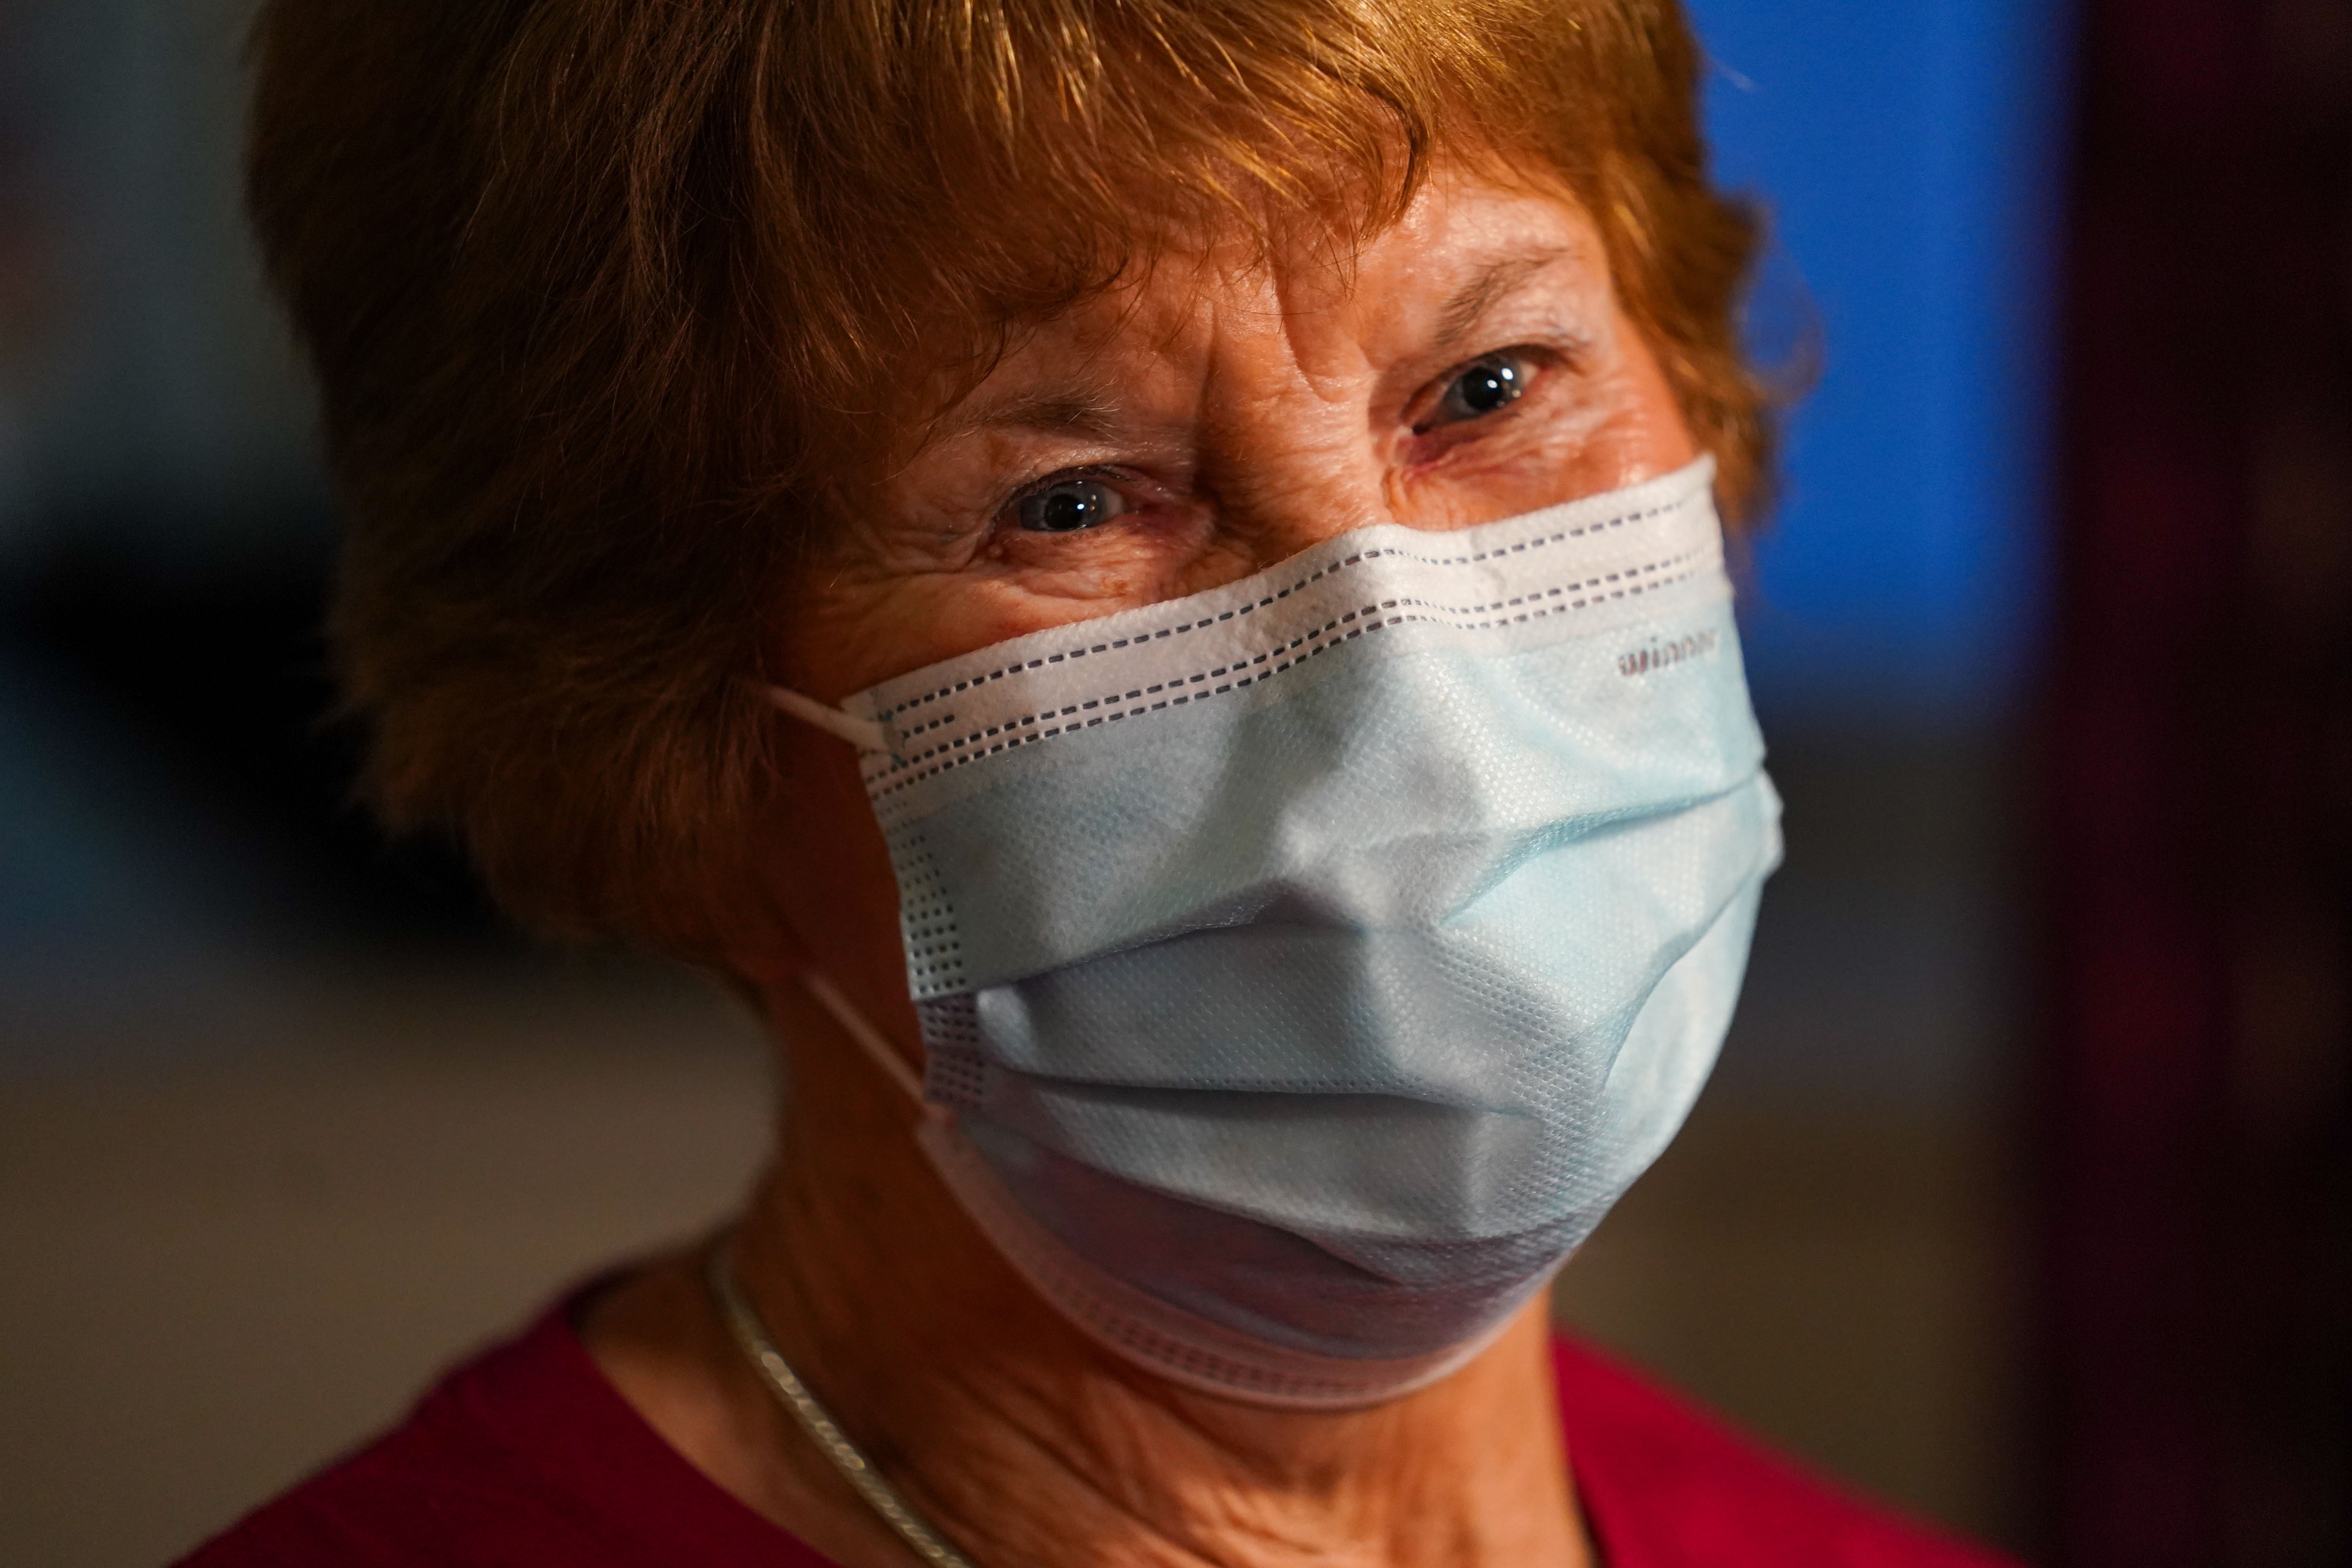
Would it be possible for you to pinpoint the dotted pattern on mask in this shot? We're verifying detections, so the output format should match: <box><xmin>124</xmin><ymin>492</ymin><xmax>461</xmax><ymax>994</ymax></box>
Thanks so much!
<box><xmin>889</xmin><ymin>830</ymin><xmax>966</xmax><ymax>998</ymax></box>
<box><xmin>918</xmin><ymin>998</ymin><xmax>990</xmax><ymax>1098</ymax></box>
<box><xmin>874</xmin><ymin>487</ymin><xmax>1698</xmax><ymax>725</ymax></box>
<box><xmin>863</xmin><ymin>541</ymin><xmax>1711</xmax><ymax>803</ymax></box>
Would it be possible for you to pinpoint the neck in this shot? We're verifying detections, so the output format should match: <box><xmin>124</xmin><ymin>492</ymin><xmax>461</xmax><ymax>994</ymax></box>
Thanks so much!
<box><xmin>721</xmin><ymin>980</ymin><xmax>1594</xmax><ymax>1568</ymax></box>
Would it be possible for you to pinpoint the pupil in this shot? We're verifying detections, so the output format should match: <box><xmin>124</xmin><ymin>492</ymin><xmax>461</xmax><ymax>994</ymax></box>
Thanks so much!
<box><xmin>1031</xmin><ymin>482</ymin><xmax>1100</xmax><ymax>532</ymax></box>
<box><xmin>1462</xmin><ymin>361</ymin><xmax>1516</xmax><ymax>413</ymax></box>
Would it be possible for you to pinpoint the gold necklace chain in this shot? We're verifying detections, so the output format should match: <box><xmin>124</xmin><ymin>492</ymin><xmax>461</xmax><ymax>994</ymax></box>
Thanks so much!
<box><xmin>706</xmin><ymin>1242</ymin><xmax>978</xmax><ymax>1568</ymax></box>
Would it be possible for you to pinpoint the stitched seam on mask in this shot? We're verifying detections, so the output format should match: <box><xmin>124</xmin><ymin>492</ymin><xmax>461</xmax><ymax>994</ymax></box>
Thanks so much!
<box><xmin>867</xmin><ymin>551</ymin><xmax>1707</xmax><ymax>800</ymax></box>
<box><xmin>881</xmin><ymin>540</ymin><xmax>1713</xmax><ymax>747</ymax></box>
<box><xmin>875</xmin><ymin>546</ymin><xmax>1705</xmax><ymax>781</ymax></box>
<box><xmin>870</xmin><ymin>490</ymin><xmax>1702</xmax><ymax>723</ymax></box>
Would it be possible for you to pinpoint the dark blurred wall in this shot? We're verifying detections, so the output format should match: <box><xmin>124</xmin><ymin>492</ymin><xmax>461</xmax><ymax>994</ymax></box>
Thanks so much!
<box><xmin>5</xmin><ymin>0</ymin><xmax>312</xmax><ymax>536</ymax></box>
<box><xmin>2040</xmin><ymin>0</ymin><xmax>2352</xmax><ymax>1562</ymax></box>
<box><xmin>0</xmin><ymin>1</ymin><xmax>502</xmax><ymax>1057</ymax></box>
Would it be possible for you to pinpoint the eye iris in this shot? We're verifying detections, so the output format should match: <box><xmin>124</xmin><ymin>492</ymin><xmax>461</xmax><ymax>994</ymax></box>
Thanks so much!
<box><xmin>1022</xmin><ymin>480</ymin><xmax>1113</xmax><ymax>533</ymax></box>
<box><xmin>1456</xmin><ymin>358</ymin><xmax>1520</xmax><ymax>415</ymax></box>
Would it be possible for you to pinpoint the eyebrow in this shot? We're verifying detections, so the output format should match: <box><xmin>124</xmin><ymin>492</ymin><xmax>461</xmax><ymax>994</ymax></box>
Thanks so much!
<box><xmin>1431</xmin><ymin>248</ymin><xmax>1575</xmax><ymax>353</ymax></box>
<box><xmin>937</xmin><ymin>388</ymin><xmax>1125</xmax><ymax>442</ymax></box>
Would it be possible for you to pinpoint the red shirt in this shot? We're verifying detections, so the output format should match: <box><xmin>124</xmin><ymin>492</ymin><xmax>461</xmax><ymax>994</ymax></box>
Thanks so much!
<box><xmin>180</xmin><ymin>1294</ymin><xmax>2015</xmax><ymax>1568</ymax></box>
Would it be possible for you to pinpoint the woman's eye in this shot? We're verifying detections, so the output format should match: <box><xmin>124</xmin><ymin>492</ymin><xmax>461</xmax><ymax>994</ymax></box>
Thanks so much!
<box><xmin>1013</xmin><ymin>475</ymin><xmax>1131</xmax><ymax>534</ymax></box>
<box><xmin>1426</xmin><ymin>352</ymin><xmax>1530</xmax><ymax>428</ymax></box>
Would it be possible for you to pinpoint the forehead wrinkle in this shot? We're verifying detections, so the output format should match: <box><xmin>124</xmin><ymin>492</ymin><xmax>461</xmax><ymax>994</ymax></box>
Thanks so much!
<box><xmin>1248</xmin><ymin>251</ymin><xmax>1375</xmax><ymax>412</ymax></box>
<box><xmin>921</xmin><ymin>266</ymin><xmax>1200</xmax><ymax>449</ymax></box>
<box><xmin>1432</xmin><ymin>248</ymin><xmax>1573</xmax><ymax>352</ymax></box>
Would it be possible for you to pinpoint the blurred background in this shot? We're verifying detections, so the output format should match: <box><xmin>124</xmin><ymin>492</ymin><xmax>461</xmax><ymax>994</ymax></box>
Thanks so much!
<box><xmin>0</xmin><ymin>2</ymin><xmax>2343</xmax><ymax>1565</ymax></box>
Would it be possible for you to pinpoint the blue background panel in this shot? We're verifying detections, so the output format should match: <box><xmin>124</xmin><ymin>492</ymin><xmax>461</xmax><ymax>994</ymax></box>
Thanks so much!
<box><xmin>1688</xmin><ymin>0</ymin><xmax>2076</xmax><ymax>724</ymax></box>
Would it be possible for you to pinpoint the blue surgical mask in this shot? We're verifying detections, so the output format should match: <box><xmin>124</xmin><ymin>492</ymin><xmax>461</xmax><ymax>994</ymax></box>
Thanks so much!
<box><xmin>772</xmin><ymin>457</ymin><xmax>1781</xmax><ymax>1409</ymax></box>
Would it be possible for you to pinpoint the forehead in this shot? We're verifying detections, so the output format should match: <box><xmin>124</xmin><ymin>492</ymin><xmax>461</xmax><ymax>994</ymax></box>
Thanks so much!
<box><xmin>927</xmin><ymin>166</ymin><xmax>1606</xmax><ymax>427</ymax></box>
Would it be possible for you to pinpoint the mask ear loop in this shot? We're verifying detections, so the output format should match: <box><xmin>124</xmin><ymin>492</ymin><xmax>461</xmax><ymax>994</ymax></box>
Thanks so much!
<box><xmin>765</xmin><ymin>686</ymin><xmax>892</xmax><ymax>754</ymax></box>
<box><xmin>800</xmin><ymin>969</ymin><xmax>945</xmax><ymax>1124</ymax></box>
<box><xmin>764</xmin><ymin>685</ymin><xmax>927</xmax><ymax>1113</ymax></box>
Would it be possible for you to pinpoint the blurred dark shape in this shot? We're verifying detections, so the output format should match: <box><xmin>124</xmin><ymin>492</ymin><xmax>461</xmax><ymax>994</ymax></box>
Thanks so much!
<box><xmin>2038</xmin><ymin>0</ymin><xmax>2352</xmax><ymax>1562</ymax></box>
<box><xmin>2</xmin><ymin>508</ymin><xmax>506</xmax><ymax>949</ymax></box>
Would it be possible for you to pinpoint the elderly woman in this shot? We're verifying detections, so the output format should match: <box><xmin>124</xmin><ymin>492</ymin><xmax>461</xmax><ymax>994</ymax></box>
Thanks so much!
<box><xmin>189</xmin><ymin>2</ymin><xmax>2009</xmax><ymax>1565</ymax></box>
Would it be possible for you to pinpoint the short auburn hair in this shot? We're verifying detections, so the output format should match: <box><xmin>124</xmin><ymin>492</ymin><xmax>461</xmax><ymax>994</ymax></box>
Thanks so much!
<box><xmin>247</xmin><ymin>0</ymin><xmax>1769</xmax><ymax>955</ymax></box>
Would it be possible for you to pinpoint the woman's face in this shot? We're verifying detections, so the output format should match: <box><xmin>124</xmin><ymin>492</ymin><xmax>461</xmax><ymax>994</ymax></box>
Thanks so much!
<box><xmin>748</xmin><ymin>159</ymin><xmax>1705</xmax><ymax>1034</ymax></box>
<box><xmin>777</xmin><ymin>162</ymin><xmax>1699</xmax><ymax>699</ymax></box>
